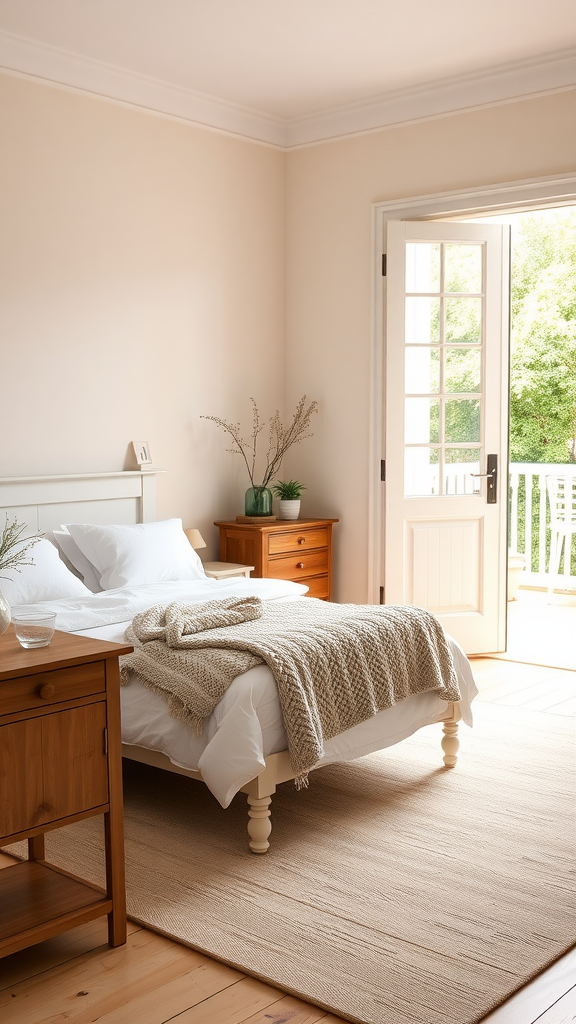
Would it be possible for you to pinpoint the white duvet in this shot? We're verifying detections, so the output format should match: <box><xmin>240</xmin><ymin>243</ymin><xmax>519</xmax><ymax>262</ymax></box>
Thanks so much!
<box><xmin>13</xmin><ymin>579</ymin><xmax>478</xmax><ymax>808</ymax></box>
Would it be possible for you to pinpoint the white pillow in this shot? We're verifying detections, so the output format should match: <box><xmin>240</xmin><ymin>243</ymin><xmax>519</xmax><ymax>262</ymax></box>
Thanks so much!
<box><xmin>66</xmin><ymin>519</ymin><xmax>207</xmax><ymax>590</ymax></box>
<box><xmin>0</xmin><ymin>538</ymin><xmax>92</xmax><ymax>605</ymax></box>
<box><xmin>52</xmin><ymin>528</ymin><xmax>103</xmax><ymax>593</ymax></box>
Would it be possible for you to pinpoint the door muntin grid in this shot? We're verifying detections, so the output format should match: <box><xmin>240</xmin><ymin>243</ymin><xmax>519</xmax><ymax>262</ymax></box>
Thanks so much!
<box><xmin>404</xmin><ymin>241</ymin><xmax>484</xmax><ymax>497</ymax></box>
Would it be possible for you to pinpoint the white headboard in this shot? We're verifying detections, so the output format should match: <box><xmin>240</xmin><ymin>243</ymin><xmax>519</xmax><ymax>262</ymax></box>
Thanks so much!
<box><xmin>0</xmin><ymin>471</ymin><xmax>160</xmax><ymax>534</ymax></box>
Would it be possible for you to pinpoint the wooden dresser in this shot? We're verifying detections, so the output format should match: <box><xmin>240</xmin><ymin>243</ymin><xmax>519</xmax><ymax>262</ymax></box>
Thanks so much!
<box><xmin>214</xmin><ymin>517</ymin><xmax>338</xmax><ymax>599</ymax></box>
<box><xmin>0</xmin><ymin>626</ymin><xmax>132</xmax><ymax>957</ymax></box>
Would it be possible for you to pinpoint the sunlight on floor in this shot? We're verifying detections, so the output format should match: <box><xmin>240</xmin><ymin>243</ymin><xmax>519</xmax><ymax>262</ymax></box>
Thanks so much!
<box><xmin>474</xmin><ymin>586</ymin><xmax>576</xmax><ymax>713</ymax></box>
<box><xmin>502</xmin><ymin>588</ymin><xmax>576</xmax><ymax>671</ymax></box>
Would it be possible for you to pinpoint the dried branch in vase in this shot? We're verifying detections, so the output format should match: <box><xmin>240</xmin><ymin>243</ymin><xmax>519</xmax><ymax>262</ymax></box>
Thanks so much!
<box><xmin>201</xmin><ymin>395</ymin><xmax>318</xmax><ymax>488</ymax></box>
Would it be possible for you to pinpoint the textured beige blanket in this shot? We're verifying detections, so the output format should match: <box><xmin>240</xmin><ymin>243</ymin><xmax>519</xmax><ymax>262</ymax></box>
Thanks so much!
<box><xmin>120</xmin><ymin>597</ymin><xmax>460</xmax><ymax>783</ymax></box>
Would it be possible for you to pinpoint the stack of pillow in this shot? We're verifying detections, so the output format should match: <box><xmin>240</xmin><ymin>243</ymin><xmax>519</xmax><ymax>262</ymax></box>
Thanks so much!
<box><xmin>2</xmin><ymin>519</ymin><xmax>207</xmax><ymax>606</ymax></box>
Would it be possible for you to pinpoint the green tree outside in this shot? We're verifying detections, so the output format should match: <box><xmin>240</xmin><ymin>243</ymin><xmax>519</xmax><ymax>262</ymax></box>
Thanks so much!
<box><xmin>510</xmin><ymin>209</ymin><xmax>576</xmax><ymax>464</ymax></box>
<box><xmin>507</xmin><ymin>208</ymin><xmax>576</xmax><ymax>575</ymax></box>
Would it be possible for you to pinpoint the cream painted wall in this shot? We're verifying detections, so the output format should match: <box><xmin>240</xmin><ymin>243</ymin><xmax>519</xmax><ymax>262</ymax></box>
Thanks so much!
<box><xmin>285</xmin><ymin>90</ymin><xmax>576</xmax><ymax>602</ymax></box>
<box><xmin>2</xmin><ymin>74</ymin><xmax>575</xmax><ymax>595</ymax></box>
<box><xmin>0</xmin><ymin>73</ymin><xmax>285</xmax><ymax>558</ymax></box>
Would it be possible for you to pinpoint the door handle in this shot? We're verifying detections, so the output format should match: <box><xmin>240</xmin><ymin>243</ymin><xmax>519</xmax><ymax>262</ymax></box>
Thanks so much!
<box><xmin>471</xmin><ymin>454</ymin><xmax>498</xmax><ymax>503</ymax></box>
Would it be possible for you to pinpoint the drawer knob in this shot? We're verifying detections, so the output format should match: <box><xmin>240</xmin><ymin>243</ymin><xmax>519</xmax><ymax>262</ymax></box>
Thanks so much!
<box><xmin>39</xmin><ymin>683</ymin><xmax>55</xmax><ymax>700</ymax></box>
<box><xmin>297</xmin><ymin>562</ymin><xmax>305</xmax><ymax>569</ymax></box>
<box><xmin>297</xmin><ymin>537</ymin><xmax>306</xmax><ymax>545</ymax></box>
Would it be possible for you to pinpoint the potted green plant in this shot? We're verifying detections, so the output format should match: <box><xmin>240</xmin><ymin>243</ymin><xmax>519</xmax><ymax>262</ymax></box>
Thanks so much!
<box><xmin>272</xmin><ymin>480</ymin><xmax>306</xmax><ymax>520</ymax></box>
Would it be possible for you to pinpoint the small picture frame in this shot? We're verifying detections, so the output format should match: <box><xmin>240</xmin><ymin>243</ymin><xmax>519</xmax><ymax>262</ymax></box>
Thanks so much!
<box><xmin>131</xmin><ymin>441</ymin><xmax>153</xmax><ymax>467</ymax></box>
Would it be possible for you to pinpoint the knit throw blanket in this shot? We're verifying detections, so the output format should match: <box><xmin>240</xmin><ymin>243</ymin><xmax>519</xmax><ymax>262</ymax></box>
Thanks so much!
<box><xmin>120</xmin><ymin>596</ymin><xmax>460</xmax><ymax>785</ymax></box>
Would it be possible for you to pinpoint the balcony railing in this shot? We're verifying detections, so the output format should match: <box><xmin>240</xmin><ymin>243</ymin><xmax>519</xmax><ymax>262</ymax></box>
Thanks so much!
<box><xmin>509</xmin><ymin>462</ymin><xmax>576</xmax><ymax>591</ymax></box>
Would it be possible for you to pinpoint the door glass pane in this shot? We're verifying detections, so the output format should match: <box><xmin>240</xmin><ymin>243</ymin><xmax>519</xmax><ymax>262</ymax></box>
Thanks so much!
<box><xmin>445</xmin><ymin>348</ymin><xmax>481</xmax><ymax>393</ymax></box>
<box><xmin>405</xmin><ymin>298</ymin><xmax>440</xmax><ymax>344</ymax></box>
<box><xmin>405</xmin><ymin>447</ymin><xmax>440</xmax><ymax>496</ymax></box>
<box><xmin>405</xmin><ymin>347</ymin><xmax>440</xmax><ymax>393</ymax></box>
<box><xmin>406</xmin><ymin>243</ymin><xmax>440</xmax><ymax>293</ymax></box>
<box><xmin>405</xmin><ymin>399</ymin><xmax>439</xmax><ymax>443</ymax></box>
<box><xmin>444</xmin><ymin>448</ymin><xmax>481</xmax><ymax>494</ymax></box>
<box><xmin>402</xmin><ymin>235</ymin><xmax>487</xmax><ymax>498</ymax></box>
<box><xmin>445</xmin><ymin>297</ymin><xmax>482</xmax><ymax>344</ymax></box>
<box><xmin>445</xmin><ymin>399</ymin><xmax>480</xmax><ymax>443</ymax></box>
<box><xmin>444</xmin><ymin>243</ymin><xmax>482</xmax><ymax>293</ymax></box>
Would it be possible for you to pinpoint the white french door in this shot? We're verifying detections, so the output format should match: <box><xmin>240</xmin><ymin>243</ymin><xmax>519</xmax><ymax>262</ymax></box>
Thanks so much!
<box><xmin>384</xmin><ymin>221</ymin><xmax>510</xmax><ymax>654</ymax></box>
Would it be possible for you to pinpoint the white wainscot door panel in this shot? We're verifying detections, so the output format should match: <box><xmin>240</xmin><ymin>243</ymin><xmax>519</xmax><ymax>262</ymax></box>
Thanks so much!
<box><xmin>406</xmin><ymin>515</ymin><xmax>486</xmax><ymax>650</ymax></box>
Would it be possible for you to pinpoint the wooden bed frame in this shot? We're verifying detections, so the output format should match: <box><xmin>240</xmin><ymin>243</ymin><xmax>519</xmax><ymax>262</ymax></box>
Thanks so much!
<box><xmin>0</xmin><ymin>471</ymin><xmax>461</xmax><ymax>854</ymax></box>
<box><xmin>121</xmin><ymin>707</ymin><xmax>461</xmax><ymax>853</ymax></box>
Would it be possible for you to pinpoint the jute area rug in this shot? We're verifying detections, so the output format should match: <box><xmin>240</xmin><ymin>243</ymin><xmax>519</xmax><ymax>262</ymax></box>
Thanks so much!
<box><xmin>9</xmin><ymin>702</ymin><xmax>576</xmax><ymax>1024</ymax></box>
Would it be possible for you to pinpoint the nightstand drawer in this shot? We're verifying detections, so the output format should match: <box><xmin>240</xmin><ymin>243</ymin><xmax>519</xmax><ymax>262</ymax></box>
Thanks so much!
<box><xmin>269</xmin><ymin>548</ymin><xmax>329</xmax><ymax>580</ymax></box>
<box><xmin>1</xmin><ymin>663</ymin><xmax>106</xmax><ymax>716</ymax></box>
<box><xmin>268</xmin><ymin>527</ymin><xmax>328</xmax><ymax>555</ymax></box>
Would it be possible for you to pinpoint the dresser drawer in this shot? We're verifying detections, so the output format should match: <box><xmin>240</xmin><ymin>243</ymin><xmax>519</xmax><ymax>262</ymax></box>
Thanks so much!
<box><xmin>302</xmin><ymin>575</ymin><xmax>330</xmax><ymax>599</ymax></box>
<box><xmin>268</xmin><ymin>527</ymin><xmax>328</xmax><ymax>555</ymax></box>
<box><xmin>269</xmin><ymin>548</ymin><xmax>329</xmax><ymax>580</ymax></box>
<box><xmin>0</xmin><ymin>663</ymin><xmax>106</xmax><ymax>717</ymax></box>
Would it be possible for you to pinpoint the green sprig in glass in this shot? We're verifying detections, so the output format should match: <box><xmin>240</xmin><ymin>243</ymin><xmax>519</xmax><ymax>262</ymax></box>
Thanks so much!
<box><xmin>0</xmin><ymin>517</ymin><xmax>41</xmax><ymax>581</ymax></box>
<box><xmin>0</xmin><ymin>516</ymin><xmax>41</xmax><ymax>636</ymax></box>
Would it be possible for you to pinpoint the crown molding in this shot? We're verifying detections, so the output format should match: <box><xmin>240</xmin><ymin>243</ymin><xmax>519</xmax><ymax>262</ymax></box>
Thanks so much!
<box><xmin>286</xmin><ymin>47</ymin><xmax>576</xmax><ymax>148</ymax></box>
<box><xmin>0</xmin><ymin>29</ymin><xmax>286</xmax><ymax>148</ymax></box>
<box><xmin>1</xmin><ymin>28</ymin><xmax>575</xmax><ymax>149</ymax></box>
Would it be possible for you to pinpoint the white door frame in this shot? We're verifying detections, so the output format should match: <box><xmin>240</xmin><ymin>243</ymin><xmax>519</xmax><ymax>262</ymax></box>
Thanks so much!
<box><xmin>369</xmin><ymin>172</ymin><xmax>576</xmax><ymax>604</ymax></box>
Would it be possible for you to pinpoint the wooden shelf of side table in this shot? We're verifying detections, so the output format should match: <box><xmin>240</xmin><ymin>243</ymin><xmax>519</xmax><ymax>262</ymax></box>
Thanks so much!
<box><xmin>202</xmin><ymin>561</ymin><xmax>254</xmax><ymax>579</ymax></box>
<box><xmin>0</xmin><ymin>626</ymin><xmax>133</xmax><ymax>958</ymax></box>
<box><xmin>214</xmin><ymin>517</ymin><xmax>338</xmax><ymax>599</ymax></box>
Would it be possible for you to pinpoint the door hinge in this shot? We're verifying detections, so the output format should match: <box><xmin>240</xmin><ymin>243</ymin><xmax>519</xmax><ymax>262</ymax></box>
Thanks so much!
<box><xmin>380</xmin><ymin>459</ymin><xmax>386</xmax><ymax>481</ymax></box>
<box><xmin>381</xmin><ymin>254</ymin><xmax>387</xmax><ymax>276</ymax></box>
<box><xmin>379</xmin><ymin>586</ymin><xmax>384</xmax><ymax>604</ymax></box>
<box><xmin>103</xmin><ymin>728</ymin><xmax>108</xmax><ymax>755</ymax></box>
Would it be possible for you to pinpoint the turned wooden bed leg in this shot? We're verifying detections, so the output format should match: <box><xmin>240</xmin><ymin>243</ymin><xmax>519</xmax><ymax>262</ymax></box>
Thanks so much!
<box><xmin>441</xmin><ymin>720</ymin><xmax>460</xmax><ymax>768</ymax></box>
<box><xmin>247</xmin><ymin>794</ymin><xmax>272</xmax><ymax>854</ymax></box>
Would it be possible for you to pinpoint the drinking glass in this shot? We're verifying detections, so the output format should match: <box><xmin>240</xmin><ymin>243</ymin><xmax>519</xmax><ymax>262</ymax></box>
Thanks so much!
<box><xmin>13</xmin><ymin>613</ymin><xmax>57</xmax><ymax>649</ymax></box>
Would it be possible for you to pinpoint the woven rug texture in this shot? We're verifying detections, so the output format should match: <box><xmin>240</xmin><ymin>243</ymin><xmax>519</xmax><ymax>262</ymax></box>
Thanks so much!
<box><xmin>9</xmin><ymin>702</ymin><xmax>576</xmax><ymax>1024</ymax></box>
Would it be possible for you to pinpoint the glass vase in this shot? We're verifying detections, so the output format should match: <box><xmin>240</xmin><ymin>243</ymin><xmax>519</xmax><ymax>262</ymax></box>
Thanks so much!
<box><xmin>245</xmin><ymin>486</ymin><xmax>273</xmax><ymax>517</ymax></box>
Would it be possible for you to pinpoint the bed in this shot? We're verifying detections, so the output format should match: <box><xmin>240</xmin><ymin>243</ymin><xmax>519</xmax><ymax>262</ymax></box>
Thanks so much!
<box><xmin>0</xmin><ymin>471</ymin><xmax>477</xmax><ymax>853</ymax></box>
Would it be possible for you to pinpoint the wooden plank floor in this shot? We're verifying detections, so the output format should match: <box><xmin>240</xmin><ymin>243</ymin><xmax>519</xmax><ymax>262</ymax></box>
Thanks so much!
<box><xmin>1</xmin><ymin>653</ymin><xmax>575</xmax><ymax>1024</ymax></box>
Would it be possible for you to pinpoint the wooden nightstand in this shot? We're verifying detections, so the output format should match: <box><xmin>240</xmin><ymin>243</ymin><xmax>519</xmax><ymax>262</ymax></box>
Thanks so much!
<box><xmin>0</xmin><ymin>626</ymin><xmax>132</xmax><ymax>958</ymax></box>
<box><xmin>202</xmin><ymin>561</ymin><xmax>254</xmax><ymax>579</ymax></box>
<box><xmin>214</xmin><ymin>518</ymin><xmax>338</xmax><ymax>599</ymax></box>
